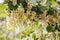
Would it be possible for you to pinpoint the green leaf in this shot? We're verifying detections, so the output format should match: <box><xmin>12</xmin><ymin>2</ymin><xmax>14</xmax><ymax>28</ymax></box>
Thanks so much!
<box><xmin>58</xmin><ymin>32</ymin><xmax>60</xmax><ymax>37</ymax></box>
<box><xmin>25</xmin><ymin>29</ymin><xmax>30</xmax><ymax>36</ymax></box>
<box><xmin>47</xmin><ymin>7</ymin><xmax>55</xmax><ymax>15</ymax></box>
<box><xmin>0</xmin><ymin>4</ymin><xmax>7</xmax><ymax>12</ymax></box>
<box><xmin>35</xmin><ymin>21</ymin><xmax>42</xmax><ymax>29</ymax></box>
<box><xmin>25</xmin><ymin>29</ymin><xmax>31</xmax><ymax>36</ymax></box>
<box><xmin>52</xmin><ymin>0</ymin><xmax>59</xmax><ymax>6</ymax></box>
<box><xmin>46</xmin><ymin>25</ymin><xmax>56</xmax><ymax>32</ymax></box>
<box><xmin>17</xmin><ymin>34</ymin><xmax>25</xmax><ymax>39</ymax></box>
<box><xmin>32</xmin><ymin>33</ymin><xmax>36</xmax><ymax>39</ymax></box>
<box><xmin>19</xmin><ymin>3</ymin><xmax>23</xmax><ymax>8</ymax></box>
<box><xmin>25</xmin><ymin>28</ymin><xmax>34</xmax><ymax>36</ymax></box>
<box><xmin>0</xmin><ymin>12</ymin><xmax>9</xmax><ymax>18</ymax></box>
<box><xmin>37</xmin><ymin>24</ymin><xmax>42</xmax><ymax>29</ymax></box>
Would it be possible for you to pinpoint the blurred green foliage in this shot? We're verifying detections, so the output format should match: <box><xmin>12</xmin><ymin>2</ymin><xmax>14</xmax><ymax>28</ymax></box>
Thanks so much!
<box><xmin>0</xmin><ymin>12</ymin><xmax>9</xmax><ymax>18</ymax></box>
<box><xmin>32</xmin><ymin>33</ymin><xmax>36</xmax><ymax>39</ymax></box>
<box><xmin>46</xmin><ymin>25</ymin><xmax>56</xmax><ymax>32</ymax></box>
<box><xmin>0</xmin><ymin>0</ymin><xmax>60</xmax><ymax>40</ymax></box>
<box><xmin>0</xmin><ymin>4</ymin><xmax>7</xmax><ymax>12</ymax></box>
